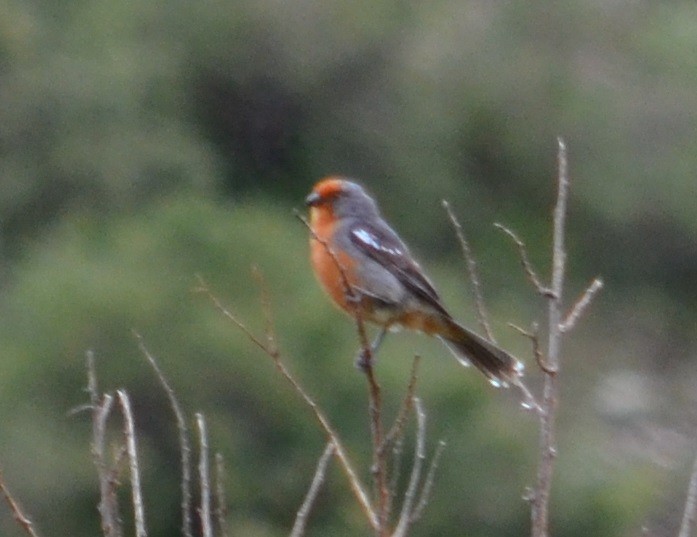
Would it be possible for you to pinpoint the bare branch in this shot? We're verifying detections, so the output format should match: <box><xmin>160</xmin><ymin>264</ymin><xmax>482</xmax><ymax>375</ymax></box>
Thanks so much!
<box><xmin>116</xmin><ymin>390</ymin><xmax>147</xmax><ymax>537</ymax></box>
<box><xmin>0</xmin><ymin>469</ymin><xmax>41</xmax><ymax>537</ymax></box>
<box><xmin>560</xmin><ymin>277</ymin><xmax>604</xmax><ymax>332</ymax></box>
<box><xmin>290</xmin><ymin>442</ymin><xmax>335</xmax><ymax>537</ymax></box>
<box><xmin>380</xmin><ymin>356</ymin><xmax>421</xmax><ymax>457</ymax></box>
<box><xmin>194</xmin><ymin>275</ymin><xmax>270</xmax><ymax>356</ymax></box>
<box><xmin>531</xmin><ymin>136</ymin><xmax>570</xmax><ymax>537</ymax></box>
<box><xmin>252</xmin><ymin>265</ymin><xmax>280</xmax><ymax>356</ymax></box>
<box><xmin>359</xmin><ymin>347</ymin><xmax>389</xmax><ymax>535</ymax></box>
<box><xmin>494</xmin><ymin>223</ymin><xmax>553</xmax><ymax>297</ymax></box>
<box><xmin>388</xmin><ymin>438</ymin><xmax>405</xmax><ymax>506</ymax></box>
<box><xmin>196</xmin><ymin>413</ymin><xmax>213</xmax><ymax>537</ymax></box>
<box><xmin>199</xmin><ymin>280</ymin><xmax>378</xmax><ymax>530</ymax></box>
<box><xmin>679</xmin><ymin>443</ymin><xmax>697</xmax><ymax>537</ymax></box>
<box><xmin>410</xmin><ymin>440</ymin><xmax>447</xmax><ymax>524</ymax></box>
<box><xmin>214</xmin><ymin>453</ymin><xmax>229</xmax><ymax>537</ymax></box>
<box><xmin>442</xmin><ymin>200</ymin><xmax>495</xmax><ymax>341</ymax></box>
<box><xmin>393</xmin><ymin>397</ymin><xmax>426</xmax><ymax>537</ymax></box>
<box><xmin>87</xmin><ymin>352</ymin><xmax>122</xmax><ymax>537</ymax></box>
<box><xmin>508</xmin><ymin>322</ymin><xmax>552</xmax><ymax>375</ymax></box>
<box><xmin>133</xmin><ymin>332</ymin><xmax>193</xmax><ymax>537</ymax></box>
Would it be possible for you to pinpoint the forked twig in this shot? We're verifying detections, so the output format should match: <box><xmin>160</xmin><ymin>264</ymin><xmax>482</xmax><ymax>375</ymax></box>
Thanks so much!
<box><xmin>116</xmin><ymin>390</ymin><xmax>147</xmax><ymax>537</ymax></box>
<box><xmin>530</xmin><ymin>137</ymin><xmax>569</xmax><ymax>537</ymax></box>
<box><xmin>0</xmin><ymin>470</ymin><xmax>41</xmax><ymax>537</ymax></box>
<box><xmin>133</xmin><ymin>332</ymin><xmax>193</xmax><ymax>537</ymax></box>
<box><xmin>508</xmin><ymin>322</ymin><xmax>552</xmax><ymax>375</ymax></box>
<box><xmin>290</xmin><ymin>442</ymin><xmax>336</xmax><ymax>537</ymax></box>
<box><xmin>443</xmin><ymin>200</ymin><xmax>495</xmax><ymax>341</ymax></box>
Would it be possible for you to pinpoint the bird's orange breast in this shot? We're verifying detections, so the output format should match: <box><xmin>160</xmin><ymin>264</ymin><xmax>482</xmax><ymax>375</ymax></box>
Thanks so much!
<box><xmin>308</xmin><ymin>206</ymin><xmax>358</xmax><ymax>315</ymax></box>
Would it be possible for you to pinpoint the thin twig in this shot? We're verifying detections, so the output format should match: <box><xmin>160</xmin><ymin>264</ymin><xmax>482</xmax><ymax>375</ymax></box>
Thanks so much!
<box><xmin>196</xmin><ymin>413</ymin><xmax>213</xmax><ymax>537</ymax></box>
<box><xmin>116</xmin><ymin>390</ymin><xmax>147</xmax><ymax>537</ymax></box>
<box><xmin>290</xmin><ymin>442</ymin><xmax>336</xmax><ymax>537</ymax></box>
<box><xmin>410</xmin><ymin>440</ymin><xmax>447</xmax><ymax>523</ymax></box>
<box><xmin>197</xmin><ymin>279</ymin><xmax>378</xmax><ymax>530</ymax></box>
<box><xmin>350</xmin><ymin>329</ymin><xmax>388</xmax><ymax>536</ymax></box>
<box><xmin>214</xmin><ymin>453</ymin><xmax>229</xmax><ymax>537</ymax></box>
<box><xmin>494</xmin><ymin>223</ymin><xmax>553</xmax><ymax>297</ymax></box>
<box><xmin>508</xmin><ymin>322</ymin><xmax>552</xmax><ymax>375</ymax></box>
<box><xmin>380</xmin><ymin>356</ymin><xmax>421</xmax><ymax>457</ymax></box>
<box><xmin>560</xmin><ymin>277</ymin><xmax>604</xmax><ymax>332</ymax></box>
<box><xmin>252</xmin><ymin>265</ymin><xmax>279</xmax><ymax>356</ymax></box>
<box><xmin>133</xmin><ymin>332</ymin><xmax>193</xmax><ymax>537</ymax></box>
<box><xmin>0</xmin><ymin>469</ymin><xmax>41</xmax><ymax>537</ymax></box>
<box><xmin>531</xmin><ymin>137</ymin><xmax>570</xmax><ymax>537</ymax></box>
<box><xmin>393</xmin><ymin>397</ymin><xmax>427</xmax><ymax>537</ymax></box>
<box><xmin>87</xmin><ymin>352</ymin><xmax>122</xmax><ymax>537</ymax></box>
<box><xmin>194</xmin><ymin>275</ymin><xmax>268</xmax><ymax>356</ymax></box>
<box><xmin>443</xmin><ymin>200</ymin><xmax>495</xmax><ymax>341</ymax></box>
<box><xmin>388</xmin><ymin>438</ymin><xmax>405</xmax><ymax>506</ymax></box>
<box><xmin>445</xmin><ymin>202</ymin><xmax>538</xmax><ymax>409</ymax></box>
<box><xmin>678</xmin><ymin>443</ymin><xmax>697</xmax><ymax>537</ymax></box>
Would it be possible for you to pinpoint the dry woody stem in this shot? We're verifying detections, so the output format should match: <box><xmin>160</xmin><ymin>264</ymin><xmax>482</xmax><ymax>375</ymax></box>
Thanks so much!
<box><xmin>0</xmin><ymin>469</ymin><xmax>41</xmax><ymax>537</ymax></box>
<box><xmin>678</xmin><ymin>443</ymin><xmax>697</xmax><ymax>537</ymax></box>
<box><xmin>560</xmin><ymin>277</ymin><xmax>604</xmax><ymax>332</ymax></box>
<box><xmin>116</xmin><ymin>390</ymin><xmax>148</xmax><ymax>537</ymax></box>
<box><xmin>214</xmin><ymin>453</ymin><xmax>230</xmax><ymax>537</ymax></box>
<box><xmin>87</xmin><ymin>352</ymin><xmax>123</xmax><ymax>537</ymax></box>
<box><xmin>196</xmin><ymin>276</ymin><xmax>379</xmax><ymax>531</ymax></box>
<box><xmin>196</xmin><ymin>413</ymin><xmax>213</xmax><ymax>537</ymax></box>
<box><xmin>380</xmin><ymin>356</ymin><xmax>421</xmax><ymax>457</ymax></box>
<box><xmin>443</xmin><ymin>199</ymin><xmax>496</xmax><ymax>341</ymax></box>
<box><xmin>290</xmin><ymin>442</ymin><xmax>335</xmax><ymax>537</ymax></box>
<box><xmin>529</xmin><ymin>138</ymin><xmax>571</xmax><ymax>537</ymax></box>
<box><xmin>134</xmin><ymin>332</ymin><xmax>194</xmax><ymax>537</ymax></box>
<box><xmin>494</xmin><ymin>223</ymin><xmax>553</xmax><ymax>298</ymax></box>
<box><xmin>493</xmin><ymin>140</ymin><xmax>602</xmax><ymax>536</ymax></box>
<box><xmin>392</xmin><ymin>397</ymin><xmax>426</xmax><ymax>537</ymax></box>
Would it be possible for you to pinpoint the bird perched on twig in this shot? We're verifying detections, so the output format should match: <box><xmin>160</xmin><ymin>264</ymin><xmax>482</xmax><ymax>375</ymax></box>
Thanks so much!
<box><xmin>305</xmin><ymin>176</ymin><xmax>524</xmax><ymax>388</ymax></box>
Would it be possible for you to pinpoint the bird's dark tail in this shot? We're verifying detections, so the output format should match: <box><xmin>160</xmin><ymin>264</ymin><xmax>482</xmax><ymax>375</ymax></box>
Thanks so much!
<box><xmin>438</xmin><ymin>318</ymin><xmax>524</xmax><ymax>388</ymax></box>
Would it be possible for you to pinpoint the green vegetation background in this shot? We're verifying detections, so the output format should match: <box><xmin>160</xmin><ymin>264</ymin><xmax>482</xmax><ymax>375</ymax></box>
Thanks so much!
<box><xmin>1</xmin><ymin>1</ymin><xmax>696</xmax><ymax>536</ymax></box>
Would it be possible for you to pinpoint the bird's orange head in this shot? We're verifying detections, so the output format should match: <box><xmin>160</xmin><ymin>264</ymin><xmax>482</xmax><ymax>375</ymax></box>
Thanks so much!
<box><xmin>305</xmin><ymin>176</ymin><xmax>379</xmax><ymax>226</ymax></box>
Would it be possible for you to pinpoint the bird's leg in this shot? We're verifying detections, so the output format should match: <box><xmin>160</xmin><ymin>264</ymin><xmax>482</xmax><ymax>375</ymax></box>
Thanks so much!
<box><xmin>355</xmin><ymin>327</ymin><xmax>388</xmax><ymax>371</ymax></box>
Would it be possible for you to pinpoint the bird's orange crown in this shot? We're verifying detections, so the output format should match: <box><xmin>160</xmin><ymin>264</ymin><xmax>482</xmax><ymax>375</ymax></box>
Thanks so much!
<box><xmin>311</xmin><ymin>176</ymin><xmax>346</xmax><ymax>202</ymax></box>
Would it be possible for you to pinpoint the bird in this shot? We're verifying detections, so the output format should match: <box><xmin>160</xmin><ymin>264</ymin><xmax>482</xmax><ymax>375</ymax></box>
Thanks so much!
<box><xmin>305</xmin><ymin>176</ymin><xmax>524</xmax><ymax>388</ymax></box>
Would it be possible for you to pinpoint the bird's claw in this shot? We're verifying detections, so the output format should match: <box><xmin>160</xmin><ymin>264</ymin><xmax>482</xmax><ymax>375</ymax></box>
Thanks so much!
<box><xmin>354</xmin><ymin>348</ymin><xmax>372</xmax><ymax>371</ymax></box>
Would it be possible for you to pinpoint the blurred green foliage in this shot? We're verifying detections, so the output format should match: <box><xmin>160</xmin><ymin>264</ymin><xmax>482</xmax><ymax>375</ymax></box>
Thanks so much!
<box><xmin>1</xmin><ymin>1</ymin><xmax>696</xmax><ymax>536</ymax></box>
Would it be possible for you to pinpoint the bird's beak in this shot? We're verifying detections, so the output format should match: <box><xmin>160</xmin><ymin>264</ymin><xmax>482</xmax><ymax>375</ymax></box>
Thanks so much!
<box><xmin>305</xmin><ymin>192</ymin><xmax>321</xmax><ymax>207</ymax></box>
